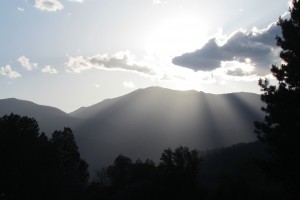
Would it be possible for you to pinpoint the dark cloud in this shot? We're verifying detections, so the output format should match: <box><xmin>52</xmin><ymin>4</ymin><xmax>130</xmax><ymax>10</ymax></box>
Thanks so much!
<box><xmin>172</xmin><ymin>23</ymin><xmax>281</xmax><ymax>75</ymax></box>
<box><xmin>172</xmin><ymin>39</ymin><xmax>230</xmax><ymax>71</ymax></box>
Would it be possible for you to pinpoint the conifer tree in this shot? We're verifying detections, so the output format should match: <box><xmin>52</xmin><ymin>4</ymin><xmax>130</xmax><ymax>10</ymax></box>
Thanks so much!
<box><xmin>255</xmin><ymin>0</ymin><xmax>300</xmax><ymax>197</ymax></box>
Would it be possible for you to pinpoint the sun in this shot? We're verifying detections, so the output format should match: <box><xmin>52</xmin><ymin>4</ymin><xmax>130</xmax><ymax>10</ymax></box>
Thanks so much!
<box><xmin>143</xmin><ymin>13</ymin><xmax>210</xmax><ymax>59</ymax></box>
<box><xmin>140</xmin><ymin>12</ymin><xmax>213</xmax><ymax>92</ymax></box>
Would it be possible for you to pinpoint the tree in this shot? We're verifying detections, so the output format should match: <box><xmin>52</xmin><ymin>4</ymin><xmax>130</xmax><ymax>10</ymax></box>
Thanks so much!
<box><xmin>159</xmin><ymin>146</ymin><xmax>201</xmax><ymax>176</ymax></box>
<box><xmin>158</xmin><ymin>146</ymin><xmax>202</xmax><ymax>199</ymax></box>
<box><xmin>100</xmin><ymin>155</ymin><xmax>157</xmax><ymax>200</ymax></box>
<box><xmin>255</xmin><ymin>0</ymin><xmax>300</xmax><ymax>198</ymax></box>
<box><xmin>106</xmin><ymin>155</ymin><xmax>133</xmax><ymax>189</ymax></box>
<box><xmin>0</xmin><ymin>114</ymin><xmax>60</xmax><ymax>200</ymax></box>
<box><xmin>51</xmin><ymin>127</ymin><xmax>89</xmax><ymax>199</ymax></box>
<box><xmin>0</xmin><ymin>114</ymin><xmax>89</xmax><ymax>200</ymax></box>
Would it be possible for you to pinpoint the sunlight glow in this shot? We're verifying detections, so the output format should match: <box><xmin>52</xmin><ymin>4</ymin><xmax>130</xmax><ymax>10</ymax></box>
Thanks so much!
<box><xmin>140</xmin><ymin>12</ymin><xmax>213</xmax><ymax>92</ymax></box>
<box><xmin>143</xmin><ymin>13</ymin><xmax>209</xmax><ymax>58</ymax></box>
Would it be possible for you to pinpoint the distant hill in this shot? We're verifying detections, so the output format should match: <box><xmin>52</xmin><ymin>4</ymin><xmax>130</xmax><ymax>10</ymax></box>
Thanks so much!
<box><xmin>0</xmin><ymin>87</ymin><xmax>265</xmax><ymax>175</ymax></box>
<box><xmin>70</xmin><ymin>87</ymin><xmax>264</xmax><ymax>174</ymax></box>
<box><xmin>0</xmin><ymin>98</ymin><xmax>79</xmax><ymax>135</ymax></box>
<box><xmin>200</xmin><ymin>141</ymin><xmax>268</xmax><ymax>189</ymax></box>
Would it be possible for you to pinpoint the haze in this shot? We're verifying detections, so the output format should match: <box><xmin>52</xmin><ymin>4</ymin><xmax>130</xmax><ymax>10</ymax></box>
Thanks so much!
<box><xmin>0</xmin><ymin>0</ymin><xmax>289</xmax><ymax>112</ymax></box>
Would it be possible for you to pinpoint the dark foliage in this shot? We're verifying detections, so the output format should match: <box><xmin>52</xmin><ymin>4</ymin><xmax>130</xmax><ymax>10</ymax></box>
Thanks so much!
<box><xmin>158</xmin><ymin>146</ymin><xmax>202</xmax><ymax>199</ymax></box>
<box><xmin>85</xmin><ymin>146</ymin><xmax>202</xmax><ymax>200</ymax></box>
<box><xmin>255</xmin><ymin>0</ymin><xmax>300</xmax><ymax>198</ymax></box>
<box><xmin>0</xmin><ymin>114</ymin><xmax>88</xmax><ymax>200</ymax></box>
<box><xmin>0</xmin><ymin>114</ymin><xmax>60</xmax><ymax>200</ymax></box>
<box><xmin>85</xmin><ymin>142</ymin><xmax>289</xmax><ymax>200</ymax></box>
<box><xmin>0</xmin><ymin>113</ymin><xmax>286</xmax><ymax>200</ymax></box>
<box><xmin>51</xmin><ymin>128</ymin><xmax>89</xmax><ymax>199</ymax></box>
<box><xmin>201</xmin><ymin>142</ymin><xmax>284</xmax><ymax>200</ymax></box>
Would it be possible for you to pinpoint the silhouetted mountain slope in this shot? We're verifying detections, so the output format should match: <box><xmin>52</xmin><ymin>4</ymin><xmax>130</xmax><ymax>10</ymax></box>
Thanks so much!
<box><xmin>200</xmin><ymin>141</ymin><xmax>268</xmax><ymax>188</ymax></box>
<box><xmin>71</xmin><ymin>87</ymin><xmax>264</xmax><ymax>174</ymax></box>
<box><xmin>198</xmin><ymin>141</ymin><xmax>284</xmax><ymax>199</ymax></box>
<box><xmin>69</xmin><ymin>97</ymin><xmax>123</xmax><ymax>119</ymax></box>
<box><xmin>0</xmin><ymin>88</ymin><xmax>264</xmax><ymax>175</ymax></box>
<box><xmin>0</xmin><ymin>98</ymin><xmax>78</xmax><ymax>134</ymax></box>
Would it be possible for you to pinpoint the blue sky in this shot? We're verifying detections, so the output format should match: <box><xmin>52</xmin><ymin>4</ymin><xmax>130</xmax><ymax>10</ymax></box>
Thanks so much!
<box><xmin>0</xmin><ymin>0</ymin><xmax>290</xmax><ymax>112</ymax></box>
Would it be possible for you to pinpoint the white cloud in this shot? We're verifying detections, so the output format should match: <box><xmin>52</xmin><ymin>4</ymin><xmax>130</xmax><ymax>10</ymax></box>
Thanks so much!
<box><xmin>204</xmin><ymin>60</ymin><xmax>260</xmax><ymax>83</ymax></box>
<box><xmin>65</xmin><ymin>56</ymin><xmax>92</xmax><ymax>73</ymax></box>
<box><xmin>123</xmin><ymin>81</ymin><xmax>136</xmax><ymax>89</ymax></box>
<box><xmin>221</xmin><ymin>60</ymin><xmax>256</xmax><ymax>77</ymax></box>
<box><xmin>153</xmin><ymin>0</ymin><xmax>167</xmax><ymax>4</ymax></box>
<box><xmin>94</xmin><ymin>84</ymin><xmax>101</xmax><ymax>88</ymax></box>
<box><xmin>35</xmin><ymin>0</ymin><xmax>63</xmax><ymax>12</ymax></box>
<box><xmin>17</xmin><ymin>7</ymin><xmax>24</xmax><ymax>12</ymax></box>
<box><xmin>17</xmin><ymin>56</ymin><xmax>38</xmax><ymax>71</ymax></box>
<box><xmin>0</xmin><ymin>65</ymin><xmax>21</xmax><ymax>78</ymax></box>
<box><xmin>66</xmin><ymin>51</ymin><xmax>157</xmax><ymax>76</ymax></box>
<box><xmin>68</xmin><ymin>0</ymin><xmax>84</xmax><ymax>3</ymax></box>
<box><xmin>41</xmin><ymin>65</ymin><xmax>58</xmax><ymax>74</ymax></box>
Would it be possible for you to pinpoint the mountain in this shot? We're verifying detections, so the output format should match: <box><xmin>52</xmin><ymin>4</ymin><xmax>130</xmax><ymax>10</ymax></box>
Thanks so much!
<box><xmin>0</xmin><ymin>88</ymin><xmax>265</xmax><ymax>175</ymax></box>
<box><xmin>70</xmin><ymin>87</ymin><xmax>264</xmax><ymax>174</ymax></box>
<box><xmin>200</xmin><ymin>141</ymin><xmax>268</xmax><ymax>189</ymax></box>
<box><xmin>0</xmin><ymin>98</ymin><xmax>78</xmax><ymax>134</ymax></box>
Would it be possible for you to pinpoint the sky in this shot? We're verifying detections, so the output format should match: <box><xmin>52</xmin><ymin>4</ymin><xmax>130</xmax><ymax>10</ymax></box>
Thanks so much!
<box><xmin>0</xmin><ymin>0</ymin><xmax>290</xmax><ymax>112</ymax></box>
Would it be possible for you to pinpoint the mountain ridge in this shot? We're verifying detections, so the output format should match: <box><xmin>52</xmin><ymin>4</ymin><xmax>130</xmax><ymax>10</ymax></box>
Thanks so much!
<box><xmin>0</xmin><ymin>87</ymin><xmax>264</xmax><ymax>174</ymax></box>
<box><xmin>70</xmin><ymin>87</ymin><xmax>260</xmax><ymax>119</ymax></box>
<box><xmin>0</xmin><ymin>98</ymin><xmax>79</xmax><ymax>134</ymax></box>
<box><xmin>69</xmin><ymin>87</ymin><xmax>264</xmax><ymax>173</ymax></box>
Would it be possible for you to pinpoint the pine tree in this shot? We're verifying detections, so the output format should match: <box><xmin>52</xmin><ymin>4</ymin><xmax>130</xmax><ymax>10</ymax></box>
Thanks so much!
<box><xmin>255</xmin><ymin>0</ymin><xmax>300</xmax><ymax>198</ymax></box>
<box><xmin>51</xmin><ymin>127</ymin><xmax>89</xmax><ymax>199</ymax></box>
<box><xmin>0</xmin><ymin>114</ymin><xmax>61</xmax><ymax>200</ymax></box>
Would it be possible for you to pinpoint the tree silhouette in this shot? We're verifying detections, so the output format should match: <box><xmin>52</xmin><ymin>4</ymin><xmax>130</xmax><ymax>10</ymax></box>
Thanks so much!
<box><xmin>92</xmin><ymin>155</ymin><xmax>157</xmax><ymax>200</ymax></box>
<box><xmin>158</xmin><ymin>146</ymin><xmax>202</xmax><ymax>199</ymax></box>
<box><xmin>255</xmin><ymin>0</ymin><xmax>300</xmax><ymax>198</ymax></box>
<box><xmin>86</xmin><ymin>147</ymin><xmax>202</xmax><ymax>200</ymax></box>
<box><xmin>0</xmin><ymin>114</ymin><xmax>60</xmax><ymax>200</ymax></box>
<box><xmin>106</xmin><ymin>155</ymin><xmax>133</xmax><ymax>189</ymax></box>
<box><xmin>0</xmin><ymin>114</ymin><xmax>89</xmax><ymax>200</ymax></box>
<box><xmin>51</xmin><ymin>127</ymin><xmax>89</xmax><ymax>199</ymax></box>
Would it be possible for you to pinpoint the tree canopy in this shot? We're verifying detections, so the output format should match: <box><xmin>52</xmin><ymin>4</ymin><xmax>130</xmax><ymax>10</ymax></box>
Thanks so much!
<box><xmin>255</xmin><ymin>0</ymin><xmax>300</xmax><ymax>198</ymax></box>
<box><xmin>0</xmin><ymin>114</ymin><xmax>89</xmax><ymax>200</ymax></box>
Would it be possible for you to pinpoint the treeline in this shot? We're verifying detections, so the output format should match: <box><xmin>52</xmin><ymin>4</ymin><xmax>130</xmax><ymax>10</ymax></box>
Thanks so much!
<box><xmin>86</xmin><ymin>147</ymin><xmax>202</xmax><ymax>200</ymax></box>
<box><xmin>85</xmin><ymin>143</ymin><xmax>285</xmax><ymax>200</ymax></box>
<box><xmin>0</xmin><ymin>114</ymin><xmax>287</xmax><ymax>200</ymax></box>
<box><xmin>0</xmin><ymin>114</ymin><xmax>88</xmax><ymax>200</ymax></box>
